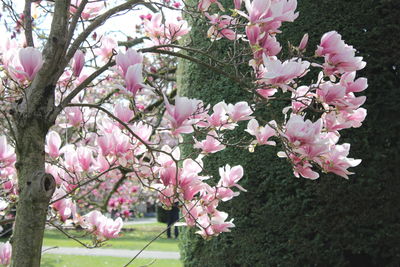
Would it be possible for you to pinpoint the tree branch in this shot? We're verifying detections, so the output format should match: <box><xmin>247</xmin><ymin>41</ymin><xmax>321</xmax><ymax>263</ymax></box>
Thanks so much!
<box><xmin>23</xmin><ymin>0</ymin><xmax>34</xmax><ymax>47</ymax></box>
<box><xmin>101</xmin><ymin>173</ymin><xmax>128</xmax><ymax>212</ymax></box>
<box><xmin>65</xmin><ymin>0</ymin><xmax>88</xmax><ymax>52</ymax></box>
<box><xmin>139</xmin><ymin>47</ymin><xmax>248</xmax><ymax>88</ymax></box>
<box><xmin>50</xmin><ymin>58</ymin><xmax>115</xmax><ymax>122</ymax></box>
<box><xmin>66</xmin><ymin>0</ymin><xmax>144</xmax><ymax>63</ymax></box>
<box><xmin>118</xmin><ymin>37</ymin><xmax>148</xmax><ymax>48</ymax></box>
<box><xmin>18</xmin><ymin>0</ymin><xmax>70</xmax><ymax>120</ymax></box>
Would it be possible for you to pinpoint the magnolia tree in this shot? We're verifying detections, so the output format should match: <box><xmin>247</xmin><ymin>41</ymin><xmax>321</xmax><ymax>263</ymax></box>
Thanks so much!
<box><xmin>0</xmin><ymin>0</ymin><xmax>367</xmax><ymax>266</ymax></box>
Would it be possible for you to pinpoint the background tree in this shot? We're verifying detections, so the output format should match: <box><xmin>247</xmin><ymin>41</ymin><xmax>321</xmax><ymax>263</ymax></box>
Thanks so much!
<box><xmin>0</xmin><ymin>0</ymin><xmax>372</xmax><ymax>266</ymax></box>
<box><xmin>180</xmin><ymin>0</ymin><xmax>400</xmax><ymax>266</ymax></box>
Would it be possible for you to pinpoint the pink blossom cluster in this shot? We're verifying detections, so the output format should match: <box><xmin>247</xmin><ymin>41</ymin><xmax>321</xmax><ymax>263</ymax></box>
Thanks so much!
<box><xmin>153</xmin><ymin>97</ymin><xmax>256</xmax><ymax>237</ymax></box>
<box><xmin>204</xmin><ymin>13</ymin><xmax>239</xmax><ymax>41</ymax></box>
<box><xmin>238</xmin><ymin>0</ymin><xmax>298</xmax><ymax>60</ymax></box>
<box><xmin>155</xmin><ymin>146</ymin><xmax>245</xmax><ymax>238</ymax></box>
<box><xmin>195</xmin><ymin>0</ymin><xmax>367</xmax><ymax>181</ymax></box>
<box><xmin>80</xmin><ymin>211</ymin><xmax>123</xmax><ymax>241</ymax></box>
<box><xmin>144</xmin><ymin>13</ymin><xmax>190</xmax><ymax>46</ymax></box>
<box><xmin>51</xmin><ymin>187</ymin><xmax>124</xmax><ymax>241</ymax></box>
<box><xmin>279</xmin><ymin>115</ymin><xmax>361</xmax><ymax>179</ymax></box>
<box><xmin>116</xmin><ymin>48</ymin><xmax>147</xmax><ymax>96</ymax></box>
<box><xmin>316</xmin><ymin>31</ymin><xmax>366</xmax><ymax>75</ymax></box>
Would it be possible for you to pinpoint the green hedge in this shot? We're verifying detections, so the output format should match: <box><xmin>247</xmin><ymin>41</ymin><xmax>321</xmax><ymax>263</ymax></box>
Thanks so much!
<box><xmin>178</xmin><ymin>0</ymin><xmax>400</xmax><ymax>266</ymax></box>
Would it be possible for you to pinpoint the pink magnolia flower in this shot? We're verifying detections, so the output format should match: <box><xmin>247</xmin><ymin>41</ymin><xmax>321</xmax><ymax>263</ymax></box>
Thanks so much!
<box><xmin>100</xmin><ymin>217</ymin><xmax>124</xmax><ymax>239</ymax></box>
<box><xmin>284</xmin><ymin>114</ymin><xmax>322</xmax><ymax>146</ymax></box>
<box><xmin>124</xmin><ymin>64</ymin><xmax>146</xmax><ymax>96</ymax></box>
<box><xmin>234</xmin><ymin>0</ymin><xmax>243</xmax><ymax>9</ymax></box>
<box><xmin>97</xmin><ymin>134</ymin><xmax>113</xmax><ymax>156</ymax></box>
<box><xmin>257</xmin><ymin>34</ymin><xmax>281</xmax><ymax>57</ymax></box>
<box><xmin>130</xmin><ymin>121</ymin><xmax>152</xmax><ymax>143</ymax></box>
<box><xmin>0</xmin><ymin>136</ymin><xmax>16</xmax><ymax>167</ymax></box>
<box><xmin>340</xmin><ymin>72</ymin><xmax>368</xmax><ymax>94</ymax></box>
<box><xmin>323</xmin><ymin>108</ymin><xmax>367</xmax><ymax>132</ymax></box>
<box><xmin>261</xmin><ymin>55</ymin><xmax>309</xmax><ymax>91</ymax></box>
<box><xmin>198</xmin><ymin>0</ymin><xmax>225</xmax><ymax>12</ymax></box>
<box><xmin>94</xmin><ymin>36</ymin><xmax>117</xmax><ymax>61</ymax></box>
<box><xmin>0</xmin><ymin>241</ymin><xmax>11</xmax><ymax>265</ymax></box>
<box><xmin>60</xmin><ymin>145</ymin><xmax>79</xmax><ymax>172</ymax></box>
<box><xmin>158</xmin><ymin>185</ymin><xmax>177</xmax><ymax>207</ymax></box>
<box><xmin>196</xmin><ymin>211</ymin><xmax>235</xmax><ymax>238</ymax></box>
<box><xmin>205</xmin><ymin>13</ymin><xmax>238</xmax><ymax>41</ymax></box>
<box><xmin>173</xmin><ymin>2</ymin><xmax>181</xmax><ymax>8</ymax></box>
<box><xmin>76</xmin><ymin>146</ymin><xmax>93</xmax><ymax>172</ymax></box>
<box><xmin>316</xmin><ymin>31</ymin><xmax>346</xmax><ymax>56</ymax></box>
<box><xmin>218</xmin><ymin>164</ymin><xmax>246</xmax><ymax>191</ymax></box>
<box><xmin>227</xmin><ymin>101</ymin><xmax>253</xmax><ymax>122</ymax></box>
<box><xmin>111</xmin><ymin>131</ymin><xmax>131</xmax><ymax>156</ymax></box>
<box><xmin>298</xmin><ymin>33</ymin><xmax>308</xmax><ymax>50</ymax></box>
<box><xmin>8</xmin><ymin>47</ymin><xmax>43</xmax><ymax>81</ymax></box>
<box><xmin>94</xmin><ymin>154</ymin><xmax>110</xmax><ymax>172</ymax></box>
<box><xmin>246</xmin><ymin>24</ymin><xmax>262</xmax><ymax>45</ymax></box>
<box><xmin>317</xmin><ymin>82</ymin><xmax>346</xmax><ymax>106</ymax></box>
<box><xmin>64</xmin><ymin>106</ymin><xmax>84</xmax><ymax>127</ymax></box>
<box><xmin>238</xmin><ymin>0</ymin><xmax>271</xmax><ymax>24</ymax></box>
<box><xmin>246</xmin><ymin>119</ymin><xmax>276</xmax><ymax>146</ymax></box>
<box><xmin>294</xmin><ymin>161</ymin><xmax>319</xmax><ymax>179</ymax></box>
<box><xmin>204</xmin><ymin>101</ymin><xmax>230</xmax><ymax>128</ymax></box>
<box><xmin>72</xmin><ymin>50</ymin><xmax>85</xmax><ymax>77</ymax></box>
<box><xmin>144</xmin><ymin>13</ymin><xmax>164</xmax><ymax>40</ymax></box>
<box><xmin>216</xmin><ymin>187</ymin><xmax>239</xmax><ymax>201</ymax></box>
<box><xmin>144</xmin><ymin>13</ymin><xmax>190</xmax><ymax>44</ymax></box>
<box><xmin>267</xmin><ymin>0</ymin><xmax>299</xmax><ymax>27</ymax></box>
<box><xmin>182</xmin><ymin>201</ymin><xmax>203</xmax><ymax>227</ymax></box>
<box><xmin>52</xmin><ymin>188</ymin><xmax>74</xmax><ymax>221</ymax></box>
<box><xmin>156</xmin><ymin>145</ymin><xmax>180</xmax><ymax>168</ymax></box>
<box><xmin>19</xmin><ymin>47</ymin><xmax>43</xmax><ymax>80</ymax></box>
<box><xmin>291</xmin><ymin>85</ymin><xmax>313</xmax><ymax>113</ymax></box>
<box><xmin>194</xmin><ymin>131</ymin><xmax>226</xmax><ymax>154</ymax></box>
<box><xmin>209</xmin><ymin>211</ymin><xmax>235</xmax><ymax>235</ymax></box>
<box><xmin>81</xmin><ymin>211</ymin><xmax>123</xmax><ymax>241</ymax></box>
<box><xmin>114</xmin><ymin>102</ymin><xmax>134</xmax><ymax>123</ymax></box>
<box><xmin>278</xmin><ymin>152</ymin><xmax>320</xmax><ymax>179</ymax></box>
<box><xmin>164</xmin><ymin>95</ymin><xmax>202</xmax><ymax>134</ymax></box>
<box><xmin>256</xmin><ymin>88</ymin><xmax>277</xmax><ymax>99</ymax></box>
<box><xmin>2</xmin><ymin>180</ymin><xmax>14</xmax><ymax>192</ymax></box>
<box><xmin>115</xmin><ymin>49</ymin><xmax>143</xmax><ymax>77</ymax></box>
<box><xmin>45</xmin><ymin>131</ymin><xmax>62</xmax><ymax>158</ymax></box>
<box><xmin>338</xmin><ymin>93</ymin><xmax>366</xmax><ymax>111</ymax></box>
<box><xmin>70</xmin><ymin>0</ymin><xmax>104</xmax><ymax>20</ymax></box>
<box><xmin>316</xmin><ymin>31</ymin><xmax>366</xmax><ymax>75</ymax></box>
<box><xmin>318</xmin><ymin>143</ymin><xmax>361</xmax><ymax>179</ymax></box>
<box><xmin>166</xmin><ymin>20</ymin><xmax>190</xmax><ymax>40</ymax></box>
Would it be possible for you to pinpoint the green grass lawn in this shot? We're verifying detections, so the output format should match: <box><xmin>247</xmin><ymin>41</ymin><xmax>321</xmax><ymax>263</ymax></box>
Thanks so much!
<box><xmin>42</xmin><ymin>222</ymin><xmax>180</xmax><ymax>252</ymax></box>
<box><xmin>41</xmin><ymin>254</ymin><xmax>183</xmax><ymax>267</ymax></box>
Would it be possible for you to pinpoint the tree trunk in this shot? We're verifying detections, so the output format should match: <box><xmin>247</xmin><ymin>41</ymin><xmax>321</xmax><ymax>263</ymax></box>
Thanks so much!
<box><xmin>11</xmin><ymin>118</ymin><xmax>55</xmax><ymax>267</ymax></box>
<box><xmin>8</xmin><ymin>1</ymin><xmax>69</xmax><ymax>265</ymax></box>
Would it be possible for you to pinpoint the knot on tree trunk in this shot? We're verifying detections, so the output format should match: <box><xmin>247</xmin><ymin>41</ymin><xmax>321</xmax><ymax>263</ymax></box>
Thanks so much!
<box><xmin>21</xmin><ymin>171</ymin><xmax>56</xmax><ymax>203</ymax></box>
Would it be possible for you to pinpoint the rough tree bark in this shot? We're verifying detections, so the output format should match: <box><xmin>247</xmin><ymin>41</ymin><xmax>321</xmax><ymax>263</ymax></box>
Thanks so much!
<box><xmin>10</xmin><ymin>1</ymin><xmax>70</xmax><ymax>266</ymax></box>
